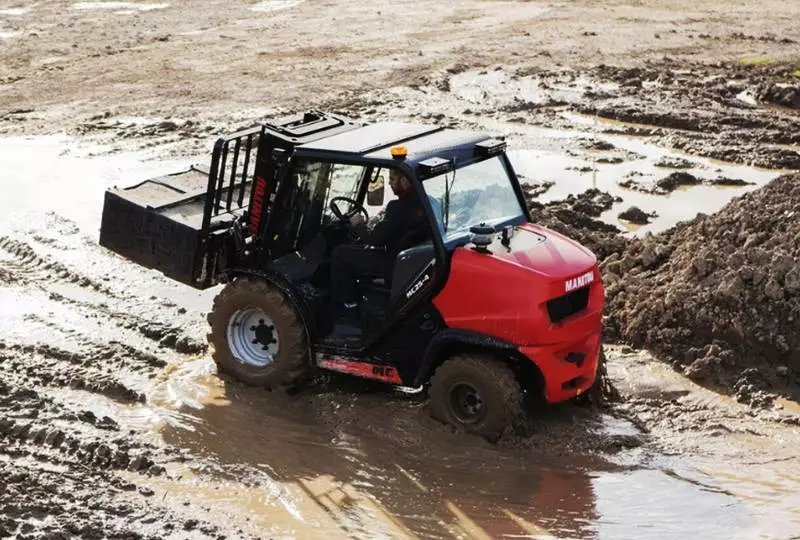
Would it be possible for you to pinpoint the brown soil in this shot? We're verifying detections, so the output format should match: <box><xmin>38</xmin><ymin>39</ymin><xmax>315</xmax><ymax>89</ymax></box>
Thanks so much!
<box><xmin>603</xmin><ymin>173</ymin><xmax>800</xmax><ymax>404</ymax></box>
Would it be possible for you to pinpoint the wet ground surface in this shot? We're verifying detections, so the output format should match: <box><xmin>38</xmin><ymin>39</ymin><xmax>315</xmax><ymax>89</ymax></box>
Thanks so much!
<box><xmin>2</xmin><ymin>0</ymin><xmax>800</xmax><ymax>538</ymax></box>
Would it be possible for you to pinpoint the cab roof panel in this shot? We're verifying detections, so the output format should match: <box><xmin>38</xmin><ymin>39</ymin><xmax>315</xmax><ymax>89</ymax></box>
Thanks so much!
<box><xmin>298</xmin><ymin>122</ymin><xmax>491</xmax><ymax>164</ymax></box>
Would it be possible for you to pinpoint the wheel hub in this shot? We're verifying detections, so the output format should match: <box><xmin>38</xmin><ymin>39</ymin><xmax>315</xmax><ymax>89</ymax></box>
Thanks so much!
<box><xmin>226</xmin><ymin>308</ymin><xmax>279</xmax><ymax>367</ymax></box>
<box><xmin>450</xmin><ymin>382</ymin><xmax>485</xmax><ymax>424</ymax></box>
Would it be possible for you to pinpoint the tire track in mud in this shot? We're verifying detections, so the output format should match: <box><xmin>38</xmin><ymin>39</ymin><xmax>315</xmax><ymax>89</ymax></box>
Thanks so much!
<box><xmin>45</xmin><ymin>292</ymin><xmax>208</xmax><ymax>355</ymax></box>
<box><xmin>0</xmin><ymin>382</ymin><xmax>230</xmax><ymax>539</ymax></box>
<box><xmin>0</xmin><ymin>235</ymin><xmax>115</xmax><ymax>293</ymax></box>
<box><xmin>0</xmin><ymin>341</ymin><xmax>158</xmax><ymax>404</ymax></box>
<box><xmin>0</xmin><ymin>382</ymin><xmax>161</xmax><ymax>474</ymax></box>
<box><xmin>0</xmin><ymin>225</ymin><xmax>241</xmax><ymax>536</ymax></box>
<box><xmin>0</xmin><ymin>232</ymin><xmax>207</xmax><ymax>354</ymax></box>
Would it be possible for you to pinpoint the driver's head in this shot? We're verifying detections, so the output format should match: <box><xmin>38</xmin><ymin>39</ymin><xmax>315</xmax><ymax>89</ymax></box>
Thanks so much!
<box><xmin>389</xmin><ymin>170</ymin><xmax>412</xmax><ymax>196</ymax></box>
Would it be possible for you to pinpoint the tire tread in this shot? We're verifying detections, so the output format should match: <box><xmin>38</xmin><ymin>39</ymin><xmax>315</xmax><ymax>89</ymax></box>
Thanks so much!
<box><xmin>429</xmin><ymin>353</ymin><xmax>522</xmax><ymax>439</ymax></box>
<box><xmin>207</xmin><ymin>277</ymin><xmax>309</xmax><ymax>389</ymax></box>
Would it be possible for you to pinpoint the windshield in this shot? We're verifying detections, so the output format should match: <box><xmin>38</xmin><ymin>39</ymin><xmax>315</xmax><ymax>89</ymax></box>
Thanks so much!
<box><xmin>422</xmin><ymin>155</ymin><xmax>525</xmax><ymax>242</ymax></box>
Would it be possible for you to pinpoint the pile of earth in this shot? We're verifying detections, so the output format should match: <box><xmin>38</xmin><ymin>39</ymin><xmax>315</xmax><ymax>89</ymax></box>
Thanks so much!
<box><xmin>757</xmin><ymin>82</ymin><xmax>800</xmax><ymax>110</ymax></box>
<box><xmin>524</xmin><ymin>187</ymin><xmax>631</xmax><ymax>261</ymax></box>
<box><xmin>600</xmin><ymin>173</ymin><xmax>800</xmax><ymax>404</ymax></box>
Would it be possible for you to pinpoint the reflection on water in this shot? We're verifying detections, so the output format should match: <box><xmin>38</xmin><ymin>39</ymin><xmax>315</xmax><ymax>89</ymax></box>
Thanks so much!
<box><xmin>0</xmin><ymin>8</ymin><xmax>29</xmax><ymax>16</ymax></box>
<box><xmin>140</xmin><ymin>357</ymin><xmax>795</xmax><ymax>539</ymax></box>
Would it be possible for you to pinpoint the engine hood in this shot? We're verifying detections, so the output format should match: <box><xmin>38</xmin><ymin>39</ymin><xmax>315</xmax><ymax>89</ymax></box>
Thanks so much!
<box><xmin>483</xmin><ymin>223</ymin><xmax>597</xmax><ymax>279</ymax></box>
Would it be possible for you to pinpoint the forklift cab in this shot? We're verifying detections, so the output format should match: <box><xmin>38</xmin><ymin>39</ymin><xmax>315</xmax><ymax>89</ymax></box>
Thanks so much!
<box><xmin>261</xmin><ymin>150</ymin><xmax>442</xmax><ymax>339</ymax></box>
<box><xmin>101</xmin><ymin>110</ymin><xmax>525</xmax><ymax>345</ymax></box>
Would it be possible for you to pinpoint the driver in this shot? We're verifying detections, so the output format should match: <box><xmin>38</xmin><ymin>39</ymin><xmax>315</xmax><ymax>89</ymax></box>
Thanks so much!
<box><xmin>330</xmin><ymin>169</ymin><xmax>427</xmax><ymax>319</ymax></box>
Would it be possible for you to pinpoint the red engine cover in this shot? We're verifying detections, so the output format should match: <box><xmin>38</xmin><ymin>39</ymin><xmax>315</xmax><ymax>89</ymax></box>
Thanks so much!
<box><xmin>433</xmin><ymin>223</ymin><xmax>605</xmax><ymax>403</ymax></box>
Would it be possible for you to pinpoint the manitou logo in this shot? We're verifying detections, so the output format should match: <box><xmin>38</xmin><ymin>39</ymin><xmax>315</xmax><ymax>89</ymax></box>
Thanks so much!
<box><xmin>248</xmin><ymin>176</ymin><xmax>267</xmax><ymax>236</ymax></box>
<box><xmin>565</xmin><ymin>271</ymin><xmax>594</xmax><ymax>292</ymax></box>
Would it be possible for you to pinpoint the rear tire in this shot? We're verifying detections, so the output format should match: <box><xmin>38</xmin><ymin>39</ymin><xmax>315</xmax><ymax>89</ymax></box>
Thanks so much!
<box><xmin>429</xmin><ymin>354</ymin><xmax>522</xmax><ymax>441</ymax></box>
<box><xmin>207</xmin><ymin>277</ymin><xmax>309</xmax><ymax>389</ymax></box>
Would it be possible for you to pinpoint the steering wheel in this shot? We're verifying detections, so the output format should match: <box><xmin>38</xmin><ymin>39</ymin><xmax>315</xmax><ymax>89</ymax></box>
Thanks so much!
<box><xmin>330</xmin><ymin>196</ymin><xmax>369</xmax><ymax>224</ymax></box>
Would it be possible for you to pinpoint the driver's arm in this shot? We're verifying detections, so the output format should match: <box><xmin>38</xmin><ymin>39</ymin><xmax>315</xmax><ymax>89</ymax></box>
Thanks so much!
<box><xmin>358</xmin><ymin>200</ymin><xmax>399</xmax><ymax>247</ymax></box>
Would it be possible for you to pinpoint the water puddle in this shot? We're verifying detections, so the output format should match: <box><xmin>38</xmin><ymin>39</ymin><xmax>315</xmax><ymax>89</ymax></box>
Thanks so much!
<box><xmin>127</xmin><ymin>358</ymin><xmax>799</xmax><ymax>539</ymax></box>
<box><xmin>2</xmin><ymin>130</ymin><xmax>798</xmax><ymax>537</ymax></box>
<box><xmin>449</xmin><ymin>70</ymin><xmax>617</xmax><ymax>109</ymax></box>
<box><xmin>71</xmin><ymin>2</ymin><xmax>169</xmax><ymax>12</ymax></box>
<box><xmin>0</xmin><ymin>30</ymin><xmax>20</xmax><ymax>39</ymax></box>
<box><xmin>0</xmin><ymin>8</ymin><xmax>29</xmax><ymax>16</ymax></box>
<box><xmin>504</xmin><ymin>120</ymin><xmax>780</xmax><ymax>235</ymax></box>
<box><xmin>775</xmin><ymin>397</ymin><xmax>800</xmax><ymax>416</ymax></box>
<box><xmin>0</xmin><ymin>135</ymin><xmax>217</xmax><ymax>310</ymax></box>
<box><xmin>250</xmin><ymin>0</ymin><xmax>304</xmax><ymax>13</ymax></box>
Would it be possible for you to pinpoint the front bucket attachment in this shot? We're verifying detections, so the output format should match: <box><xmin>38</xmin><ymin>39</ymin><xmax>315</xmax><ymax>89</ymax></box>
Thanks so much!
<box><xmin>98</xmin><ymin>166</ymin><xmax>237</xmax><ymax>289</ymax></box>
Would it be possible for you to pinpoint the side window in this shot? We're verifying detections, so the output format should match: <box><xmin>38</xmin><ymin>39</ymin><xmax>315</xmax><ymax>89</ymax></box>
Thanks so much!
<box><xmin>366</xmin><ymin>168</ymin><xmax>386</xmax><ymax>208</ymax></box>
<box><xmin>362</xmin><ymin>166</ymin><xmax>405</xmax><ymax>219</ymax></box>
<box><xmin>269</xmin><ymin>160</ymin><xmax>371</xmax><ymax>253</ymax></box>
<box><xmin>271</xmin><ymin>159</ymin><xmax>327</xmax><ymax>254</ymax></box>
<box><xmin>326</xmin><ymin>163</ymin><xmax>365</xmax><ymax>206</ymax></box>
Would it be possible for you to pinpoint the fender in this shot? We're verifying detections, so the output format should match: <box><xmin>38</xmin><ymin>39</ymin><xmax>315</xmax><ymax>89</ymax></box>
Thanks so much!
<box><xmin>413</xmin><ymin>328</ymin><xmax>518</xmax><ymax>387</ymax></box>
<box><xmin>218</xmin><ymin>267</ymin><xmax>319</xmax><ymax>344</ymax></box>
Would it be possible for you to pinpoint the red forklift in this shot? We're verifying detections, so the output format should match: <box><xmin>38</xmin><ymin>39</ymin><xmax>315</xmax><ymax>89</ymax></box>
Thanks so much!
<box><xmin>99</xmin><ymin>111</ymin><xmax>604</xmax><ymax>439</ymax></box>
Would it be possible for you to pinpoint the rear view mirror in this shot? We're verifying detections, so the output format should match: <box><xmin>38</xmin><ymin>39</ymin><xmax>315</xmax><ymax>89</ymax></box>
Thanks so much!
<box><xmin>367</xmin><ymin>173</ymin><xmax>384</xmax><ymax>206</ymax></box>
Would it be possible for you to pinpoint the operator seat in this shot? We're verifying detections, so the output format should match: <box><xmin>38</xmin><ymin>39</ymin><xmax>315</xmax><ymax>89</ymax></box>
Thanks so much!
<box><xmin>357</xmin><ymin>224</ymin><xmax>431</xmax><ymax>293</ymax></box>
<box><xmin>357</xmin><ymin>195</ymin><xmax>442</xmax><ymax>296</ymax></box>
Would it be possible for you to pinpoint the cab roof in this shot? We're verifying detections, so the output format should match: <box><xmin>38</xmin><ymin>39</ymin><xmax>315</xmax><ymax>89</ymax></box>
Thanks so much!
<box><xmin>296</xmin><ymin>121</ymin><xmax>492</xmax><ymax>166</ymax></box>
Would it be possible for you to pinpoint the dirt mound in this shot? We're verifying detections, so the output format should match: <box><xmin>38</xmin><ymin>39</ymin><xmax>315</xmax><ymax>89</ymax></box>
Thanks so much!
<box><xmin>602</xmin><ymin>173</ymin><xmax>800</xmax><ymax>402</ymax></box>
<box><xmin>618</xmin><ymin>206</ymin><xmax>654</xmax><ymax>225</ymax></box>
<box><xmin>757</xmin><ymin>83</ymin><xmax>800</xmax><ymax>109</ymax></box>
<box><xmin>527</xmin><ymin>189</ymin><xmax>631</xmax><ymax>261</ymax></box>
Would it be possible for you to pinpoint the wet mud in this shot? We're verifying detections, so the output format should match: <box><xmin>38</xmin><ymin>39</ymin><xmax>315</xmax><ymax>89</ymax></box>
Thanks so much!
<box><xmin>572</xmin><ymin>63</ymin><xmax>800</xmax><ymax>170</ymax></box>
<box><xmin>603</xmin><ymin>173</ymin><xmax>800</xmax><ymax>404</ymax></box>
<box><xmin>2</xmin><ymin>0</ymin><xmax>800</xmax><ymax>538</ymax></box>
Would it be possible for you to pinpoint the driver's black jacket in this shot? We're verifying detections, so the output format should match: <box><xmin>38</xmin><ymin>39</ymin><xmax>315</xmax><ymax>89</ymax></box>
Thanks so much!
<box><xmin>353</xmin><ymin>194</ymin><xmax>427</xmax><ymax>257</ymax></box>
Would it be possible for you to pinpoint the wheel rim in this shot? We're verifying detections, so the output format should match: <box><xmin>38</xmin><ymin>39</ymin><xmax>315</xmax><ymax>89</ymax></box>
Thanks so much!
<box><xmin>449</xmin><ymin>382</ymin><xmax>485</xmax><ymax>424</ymax></box>
<box><xmin>226</xmin><ymin>308</ymin><xmax>279</xmax><ymax>368</ymax></box>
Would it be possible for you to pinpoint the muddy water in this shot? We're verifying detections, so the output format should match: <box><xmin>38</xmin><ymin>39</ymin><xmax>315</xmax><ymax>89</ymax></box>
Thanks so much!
<box><xmin>251</xmin><ymin>0</ymin><xmax>305</xmax><ymax>12</ymax></box>
<box><xmin>1</xmin><ymin>134</ymin><xmax>799</xmax><ymax>538</ymax></box>
<box><xmin>504</xmin><ymin>119</ymin><xmax>781</xmax><ymax>236</ymax></box>
<box><xmin>445</xmin><ymin>67</ymin><xmax>791</xmax><ymax>236</ymax></box>
<box><xmin>71</xmin><ymin>2</ymin><xmax>170</xmax><ymax>12</ymax></box>
<box><xmin>144</xmin><ymin>356</ymin><xmax>777</xmax><ymax>540</ymax></box>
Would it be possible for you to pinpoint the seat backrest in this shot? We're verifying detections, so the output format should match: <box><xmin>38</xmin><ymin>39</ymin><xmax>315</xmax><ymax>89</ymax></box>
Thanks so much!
<box><xmin>390</xmin><ymin>241</ymin><xmax>435</xmax><ymax>299</ymax></box>
<box><xmin>385</xmin><ymin>225</ymin><xmax>431</xmax><ymax>286</ymax></box>
<box><xmin>388</xmin><ymin>224</ymin><xmax>429</xmax><ymax>259</ymax></box>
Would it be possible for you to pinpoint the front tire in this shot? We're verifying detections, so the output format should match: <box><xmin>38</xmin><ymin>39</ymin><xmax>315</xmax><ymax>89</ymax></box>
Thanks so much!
<box><xmin>429</xmin><ymin>354</ymin><xmax>522</xmax><ymax>440</ymax></box>
<box><xmin>207</xmin><ymin>277</ymin><xmax>309</xmax><ymax>389</ymax></box>
<box><xmin>581</xmin><ymin>345</ymin><xmax>619</xmax><ymax>407</ymax></box>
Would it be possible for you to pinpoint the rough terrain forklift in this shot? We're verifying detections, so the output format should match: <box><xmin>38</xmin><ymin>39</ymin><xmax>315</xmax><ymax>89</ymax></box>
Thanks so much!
<box><xmin>99</xmin><ymin>111</ymin><xmax>604</xmax><ymax>439</ymax></box>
